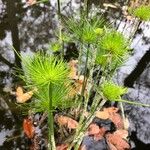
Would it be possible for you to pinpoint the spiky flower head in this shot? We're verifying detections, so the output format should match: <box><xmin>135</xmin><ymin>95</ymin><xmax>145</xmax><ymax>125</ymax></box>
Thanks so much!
<box><xmin>99</xmin><ymin>31</ymin><xmax>129</xmax><ymax>57</ymax></box>
<box><xmin>22</xmin><ymin>53</ymin><xmax>69</xmax><ymax>86</ymax></box>
<box><xmin>101</xmin><ymin>81</ymin><xmax>127</xmax><ymax>101</ymax></box>
<box><xmin>132</xmin><ymin>5</ymin><xmax>150</xmax><ymax>21</ymax></box>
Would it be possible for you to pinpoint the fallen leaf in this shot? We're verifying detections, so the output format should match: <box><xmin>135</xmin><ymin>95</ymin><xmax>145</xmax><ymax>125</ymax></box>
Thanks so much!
<box><xmin>96</xmin><ymin>107</ymin><xmax>124</xmax><ymax>129</ymax></box>
<box><xmin>88</xmin><ymin>123</ymin><xmax>106</xmax><ymax>141</ymax></box>
<box><xmin>56</xmin><ymin>144</ymin><xmax>68</xmax><ymax>150</ymax></box>
<box><xmin>16</xmin><ymin>86</ymin><xmax>34</xmax><ymax>103</ymax></box>
<box><xmin>68</xmin><ymin>75</ymin><xmax>87</xmax><ymax>97</ymax></box>
<box><xmin>114</xmin><ymin>130</ymin><xmax>128</xmax><ymax>140</ymax></box>
<box><xmin>106</xmin><ymin>132</ymin><xmax>130</xmax><ymax>150</ymax></box>
<box><xmin>88</xmin><ymin>124</ymin><xmax>100</xmax><ymax>135</ymax></box>
<box><xmin>95</xmin><ymin>111</ymin><xmax>109</xmax><ymax>120</ymax></box>
<box><xmin>27</xmin><ymin>0</ymin><xmax>37</xmax><ymax>5</ymax></box>
<box><xmin>23</xmin><ymin>118</ymin><xmax>35</xmax><ymax>139</ymax></box>
<box><xmin>56</xmin><ymin>115</ymin><xmax>78</xmax><ymax>129</ymax></box>
<box><xmin>68</xmin><ymin>60</ymin><xmax>78</xmax><ymax>80</ymax></box>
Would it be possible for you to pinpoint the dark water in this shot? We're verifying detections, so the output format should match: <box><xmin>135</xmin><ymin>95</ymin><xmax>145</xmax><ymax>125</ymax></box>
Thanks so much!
<box><xmin>0</xmin><ymin>0</ymin><xmax>150</xmax><ymax>149</ymax></box>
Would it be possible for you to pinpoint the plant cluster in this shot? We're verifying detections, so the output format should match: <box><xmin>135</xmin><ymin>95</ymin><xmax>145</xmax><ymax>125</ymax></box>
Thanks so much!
<box><xmin>15</xmin><ymin>1</ymin><xmax>150</xmax><ymax>150</ymax></box>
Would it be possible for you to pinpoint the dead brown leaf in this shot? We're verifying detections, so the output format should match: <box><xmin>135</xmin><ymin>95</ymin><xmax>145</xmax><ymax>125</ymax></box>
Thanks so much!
<box><xmin>96</xmin><ymin>107</ymin><xmax>124</xmax><ymax>129</ymax></box>
<box><xmin>56</xmin><ymin>144</ymin><xmax>68</xmax><ymax>150</ymax></box>
<box><xmin>23</xmin><ymin>118</ymin><xmax>35</xmax><ymax>139</ymax></box>
<box><xmin>16</xmin><ymin>86</ymin><xmax>34</xmax><ymax>103</ymax></box>
<box><xmin>56</xmin><ymin>115</ymin><xmax>78</xmax><ymax>129</ymax></box>
<box><xmin>27</xmin><ymin>0</ymin><xmax>37</xmax><ymax>5</ymax></box>
<box><xmin>88</xmin><ymin>123</ymin><xmax>106</xmax><ymax>141</ymax></box>
<box><xmin>114</xmin><ymin>130</ymin><xmax>128</xmax><ymax>140</ymax></box>
<box><xmin>68</xmin><ymin>60</ymin><xmax>78</xmax><ymax>80</ymax></box>
<box><xmin>106</xmin><ymin>132</ymin><xmax>130</xmax><ymax>150</ymax></box>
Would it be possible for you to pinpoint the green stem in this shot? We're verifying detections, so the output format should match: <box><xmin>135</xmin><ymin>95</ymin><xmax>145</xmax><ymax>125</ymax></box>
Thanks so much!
<box><xmin>84</xmin><ymin>0</ymin><xmax>89</xmax><ymax>18</ymax></box>
<box><xmin>116</xmin><ymin>99</ymin><xmax>150</xmax><ymax>107</ymax></box>
<box><xmin>48</xmin><ymin>83</ymin><xmax>56</xmax><ymax>150</ymax></box>
<box><xmin>57</xmin><ymin>0</ymin><xmax>64</xmax><ymax>58</ymax></box>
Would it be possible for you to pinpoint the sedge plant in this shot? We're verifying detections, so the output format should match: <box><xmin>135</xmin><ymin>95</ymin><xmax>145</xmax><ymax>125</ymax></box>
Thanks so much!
<box><xmin>21</xmin><ymin>53</ymin><xmax>70</xmax><ymax>150</ymax></box>
<box><xmin>16</xmin><ymin>1</ymin><xmax>150</xmax><ymax>150</ymax></box>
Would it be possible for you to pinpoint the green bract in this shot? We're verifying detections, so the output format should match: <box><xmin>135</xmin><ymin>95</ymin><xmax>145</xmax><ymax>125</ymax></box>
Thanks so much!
<box><xmin>101</xmin><ymin>81</ymin><xmax>127</xmax><ymax>100</ymax></box>
<box><xmin>99</xmin><ymin>31</ymin><xmax>129</xmax><ymax>57</ymax></box>
<box><xmin>132</xmin><ymin>5</ymin><xmax>150</xmax><ymax>21</ymax></box>
<box><xmin>64</xmin><ymin>16</ymin><xmax>105</xmax><ymax>43</ymax></box>
<box><xmin>32</xmin><ymin>83</ymin><xmax>72</xmax><ymax>112</ymax></box>
<box><xmin>22</xmin><ymin>53</ymin><xmax>69</xmax><ymax>86</ymax></box>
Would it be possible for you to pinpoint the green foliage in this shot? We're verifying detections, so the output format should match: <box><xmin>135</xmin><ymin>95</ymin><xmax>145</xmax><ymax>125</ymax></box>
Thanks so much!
<box><xmin>101</xmin><ymin>81</ymin><xmax>127</xmax><ymax>101</ymax></box>
<box><xmin>22</xmin><ymin>53</ymin><xmax>69</xmax><ymax>86</ymax></box>
<box><xmin>50</xmin><ymin>42</ymin><xmax>62</xmax><ymax>52</ymax></box>
<box><xmin>63</xmin><ymin>16</ymin><xmax>105</xmax><ymax>43</ymax></box>
<box><xmin>132</xmin><ymin>5</ymin><xmax>150</xmax><ymax>21</ymax></box>
<box><xmin>99</xmin><ymin>30</ymin><xmax>129</xmax><ymax>58</ymax></box>
<box><xmin>32</xmin><ymin>83</ymin><xmax>72</xmax><ymax>112</ymax></box>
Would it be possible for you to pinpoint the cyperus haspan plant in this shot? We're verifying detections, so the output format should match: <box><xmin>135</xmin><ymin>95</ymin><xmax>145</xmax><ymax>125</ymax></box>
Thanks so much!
<box><xmin>132</xmin><ymin>5</ymin><xmax>150</xmax><ymax>21</ymax></box>
<box><xmin>22</xmin><ymin>53</ymin><xmax>70</xmax><ymax>150</ymax></box>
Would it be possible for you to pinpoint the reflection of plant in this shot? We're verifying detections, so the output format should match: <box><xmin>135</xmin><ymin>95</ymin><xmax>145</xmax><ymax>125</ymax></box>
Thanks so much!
<box><xmin>132</xmin><ymin>5</ymin><xmax>150</xmax><ymax>21</ymax></box>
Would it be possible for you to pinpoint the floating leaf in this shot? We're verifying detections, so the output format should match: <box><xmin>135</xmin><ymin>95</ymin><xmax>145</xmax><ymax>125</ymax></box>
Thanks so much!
<box><xmin>16</xmin><ymin>86</ymin><xmax>33</xmax><ymax>103</ymax></box>
<box><xmin>23</xmin><ymin>118</ymin><xmax>35</xmax><ymax>139</ymax></box>
<box><xmin>56</xmin><ymin>115</ymin><xmax>78</xmax><ymax>129</ymax></box>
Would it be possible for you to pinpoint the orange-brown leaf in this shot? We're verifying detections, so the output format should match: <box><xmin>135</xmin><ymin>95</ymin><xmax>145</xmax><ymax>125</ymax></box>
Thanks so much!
<box><xmin>56</xmin><ymin>144</ymin><xmax>68</xmax><ymax>150</ymax></box>
<box><xmin>68</xmin><ymin>60</ymin><xmax>78</xmax><ymax>80</ymax></box>
<box><xmin>88</xmin><ymin>124</ymin><xmax>100</xmax><ymax>135</ymax></box>
<box><xmin>106</xmin><ymin>132</ymin><xmax>130</xmax><ymax>150</ymax></box>
<box><xmin>23</xmin><ymin>118</ymin><xmax>35</xmax><ymax>139</ymax></box>
<box><xmin>16</xmin><ymin>87</ymin><xmax>33</xmax><ymax>103</ymax></box>
<box><xmin>88</xmin><ymin>123</ymin><xmax>106</xmax><ymax>141</ymax></box>
<box><xmin>95</xmin><ymin>111</ymin><xmax>109</xmax><ymax>120</ymax></box>
<box><xmin>114</xmin><ymin>130</ymin><xmax>128</xmax><ymax>140</ymax></box>
<box><xmin>27</xmin><ymin>0</ymin><xmax>37</xmax><ymax>5</ymax></box>
<box><xmin>56</xmin><ymin>115</ymin><xmax>78</xmax><ymax>129</ymax></box>
<box><xmin>96</xmin><ymin>107</ymin><xmax>124</xmax><ymax>129</ymax></box>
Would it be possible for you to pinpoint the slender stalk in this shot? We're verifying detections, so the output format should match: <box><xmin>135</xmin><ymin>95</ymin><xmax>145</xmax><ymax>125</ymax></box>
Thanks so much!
<box><xmin>57</xmin><ymin>0</ymin><xmax>64</xmax><ymax>58</ymax></box>
<box><xmin>119</xmin><ymin>102</ymin><xmax>126</xmax><ymax>128</ymax></box>
<box><xmin>48</xmin><ymin>83</ymin><xmax>56</xmax><ymax>150</ymax></box>
<box><xmin>116</xmin><ymin>99</ymin><xmax>150</xmax><ymax>107</ymax></box>
<box><xmin>84</xmin><ymin>0</ymin><xmax>89</xmax><ymax>18</ymax></box>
